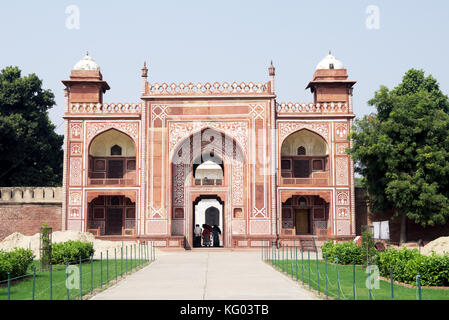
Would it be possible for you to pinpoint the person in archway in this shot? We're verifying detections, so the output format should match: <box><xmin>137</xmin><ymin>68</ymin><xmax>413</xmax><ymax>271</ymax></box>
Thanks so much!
<box><xmin>194</xmin><ymin>224</ymin><xmax>202</xmax><ymax>247</ymax></box>
<box><xmin>202</xmin><ymin>224</ymin><xmax>211</xmax><ymax>247</ymax></box>
<box><xmin>212</xmin><ymin>225</ymin><xmax>222</xmax><ymax>247</ymax></box>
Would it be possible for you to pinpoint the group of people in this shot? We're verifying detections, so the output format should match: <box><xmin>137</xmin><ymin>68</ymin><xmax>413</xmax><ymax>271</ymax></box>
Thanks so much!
<box><xmin>194</xmin><ymin>224</ymin><xmax>222</xmax><ymax>247</ymax></box>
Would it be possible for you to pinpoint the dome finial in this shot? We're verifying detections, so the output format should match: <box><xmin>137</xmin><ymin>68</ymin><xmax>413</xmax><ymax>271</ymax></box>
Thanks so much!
<box><xmin>329</xmin><ymin>49</ymin><xmax>332</xmax><ymax>55</ymax></box>
<box><xmin>268</xmin><ymin>60</ymin><xmax>275</xmax><ymax>77</ymax></box>
<box><xmin>141</xmin><ymin>61</ymin><xmax>148</xmax><ymax>78</ymax></box>
<box><xmin>86</xmin><ymin>51</ymin><xmax>89</xmax><ymax>56</ymax></box>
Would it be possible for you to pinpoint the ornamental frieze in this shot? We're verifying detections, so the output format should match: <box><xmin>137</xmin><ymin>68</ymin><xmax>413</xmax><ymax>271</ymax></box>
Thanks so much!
<box><xmin>278</xmin><ymin>122</ymin><xmax>329</xmax><ymax>142</ymax></box>
<box><xmin>86</xmin><ymin>122</ymin><xmax>139</xmax><ymax>142</ymax></box>
<box><xmin>168</xmin><ymin>121</ymin><xmax>248</xmax><ymax>154</ymax></box>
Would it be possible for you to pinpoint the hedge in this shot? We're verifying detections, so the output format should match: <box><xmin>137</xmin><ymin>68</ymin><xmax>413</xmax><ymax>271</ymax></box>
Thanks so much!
<box><xmin>51</xmin><ymin>241</ymin><xmax>94</xmax><ymax>265</ymax></box>
<box><xmin>0</xmin><ymin>248</ymin><xmax>34</xmax><ymax>281</ymax></box>
<box><xmin>321</xmin><ymin>240</ymin><xmax>365</xmax><ymax>265</ymax></box>
<box><xmin>376</xmin><ymin>247</ymin><xmax>449</xmax><ymax>287</ymax></box>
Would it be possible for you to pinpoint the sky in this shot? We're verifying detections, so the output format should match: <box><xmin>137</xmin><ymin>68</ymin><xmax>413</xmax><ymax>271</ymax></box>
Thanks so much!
<box><xmin>1</xmin><ymin>0</ymin><xmax>448</xmax><ymax>134</ymax></box>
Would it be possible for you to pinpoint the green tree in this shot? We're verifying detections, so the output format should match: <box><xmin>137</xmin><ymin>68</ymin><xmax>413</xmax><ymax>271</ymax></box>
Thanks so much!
<box><xmin>349</xmin><ymin>69</ymin><xmax>449</xmax><ymax>244</ymax></box>
<box><xmin>0</xmin><ymin>66</ymin><xmax>63</xmax><ymax>186</ymax></box>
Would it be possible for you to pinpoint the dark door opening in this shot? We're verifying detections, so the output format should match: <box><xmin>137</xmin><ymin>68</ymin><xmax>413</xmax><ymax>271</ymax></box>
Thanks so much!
<box><xmin>293</xmin><ymin>160</ymin><xmax>310</xmax><ymax>178</ymax></box>
<box><xmin>193</xmin><ymin>195</ymin><xmax>224</xmax><ymax>248</ymax></box>
<box><xmin>108</xmin><ymin>160</ymin><xmax>124</xmax><ymax>178</ymax></box>
<box><xmin>106</xmin><ymin>208</ymin><xmax>123</xmax><ymax>235</ymax></box>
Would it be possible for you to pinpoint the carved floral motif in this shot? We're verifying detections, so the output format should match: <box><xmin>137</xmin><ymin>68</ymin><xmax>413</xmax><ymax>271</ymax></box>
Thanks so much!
<box><xmin>278</xmin><ymin>122</ymin><xmax>329</xmax><ymax>142</ymax></box>
<box><xmin>86</xmin><ymin>122</ymin><xmax>139</xmax><ymax>142</ymax></box>
<box><xmin>168</xmin><ymin>121</ymin><xmax>248</xmax><ymax>155</ymax></box>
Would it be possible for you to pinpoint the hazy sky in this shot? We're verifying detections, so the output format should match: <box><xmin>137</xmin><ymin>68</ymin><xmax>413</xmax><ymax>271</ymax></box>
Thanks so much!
<box><xmin>1</xmin><ymin>0</ymin><xmax>448</xmax><ymax>134</ymax></box>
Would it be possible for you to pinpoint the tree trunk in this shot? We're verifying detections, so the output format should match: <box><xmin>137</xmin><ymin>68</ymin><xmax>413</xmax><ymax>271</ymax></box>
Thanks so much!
<box><xmin>399</xmin><ymin>213</ymin><xmax>407</xmax><ymax>245</ymax></box>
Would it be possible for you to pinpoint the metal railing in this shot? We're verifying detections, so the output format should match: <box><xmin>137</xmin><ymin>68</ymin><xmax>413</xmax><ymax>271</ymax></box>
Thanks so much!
<box><xmin>261</xmin><ymin>241</ymin><xmax>429</xmax><ymax>300</ymax></box>
<box><xmin>0</xmin><ymin>241</ymin><xmax>156</xmax><ymax>300</ymax></box>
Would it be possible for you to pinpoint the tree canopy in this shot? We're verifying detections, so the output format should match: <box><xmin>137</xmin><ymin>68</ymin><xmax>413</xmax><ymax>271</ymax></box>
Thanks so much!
<box><xmin>349</xmin><ymin>69</ymin><xmax>449</xmax><ymax>241</ymax></box>
<box><xmin>0</xmin><ymin>66</ymin><xmax>63</xmax><ymax>187</ymax></box>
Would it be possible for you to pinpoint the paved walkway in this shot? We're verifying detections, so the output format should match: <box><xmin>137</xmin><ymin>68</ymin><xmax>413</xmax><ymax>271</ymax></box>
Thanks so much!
<box><xmin>91</xmin><ymin>250</ymin><xmax>317</xmax><ymax>300</ymax></box>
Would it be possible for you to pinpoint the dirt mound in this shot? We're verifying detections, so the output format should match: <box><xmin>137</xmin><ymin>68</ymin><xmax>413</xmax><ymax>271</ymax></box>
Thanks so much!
<box><xmin>421</xmin><ymin>236</ymin><xmax>449</xmax><ymax>256</ymax></box>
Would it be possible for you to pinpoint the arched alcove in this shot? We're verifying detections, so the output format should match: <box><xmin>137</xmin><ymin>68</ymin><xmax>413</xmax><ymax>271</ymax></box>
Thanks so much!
<box><xmin>87</xmin><ymin>195</ymin><xmax>136</xmax><ymax>236</ymax></box>
<box><xmin>280</xmin><ymin>129</ymin><xmax>328</xmax><ymax>179</ymax></box>
<box><xmin>88</xmin><ymin>129</ymin><xmax>137</xmax><ymax>185</ymax></box>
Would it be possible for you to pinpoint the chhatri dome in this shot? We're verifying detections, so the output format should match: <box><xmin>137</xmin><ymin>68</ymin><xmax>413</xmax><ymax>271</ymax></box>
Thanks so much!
<box><xmin>315</xmin><ymin>51</ymin><xmax>344</xmax><ymax>70</ymax></box>
<box><xmin>73</xmin><ymin>52</ymin><xmax>100</xmax><ymax>71</ymax></box>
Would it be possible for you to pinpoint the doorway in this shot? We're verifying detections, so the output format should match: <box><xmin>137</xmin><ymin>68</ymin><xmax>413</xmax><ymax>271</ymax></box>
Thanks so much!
<box><xmin>106</xmin><ymin>208</ymin><xmax>123</xmax><ymax>235</ymax></box>
<box><xmin>295</xmin><ymin>209</ymin><xmax>310</xmax><ymax>235</ymax></box>
<box><xmin>193</xmin><ymin>196</ymin><xmax>224</xmax><ymax>247</ymax></box>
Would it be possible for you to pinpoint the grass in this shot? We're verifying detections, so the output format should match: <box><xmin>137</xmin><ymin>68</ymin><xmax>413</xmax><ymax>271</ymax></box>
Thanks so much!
<box><xmin>0</xmin><ymin>248</ymin><xmax>153</xmax><ymax>300</ymax></box>
<box><xmin>266</xmin><ymin>256</ymin><xmax>449</xmax><ymax>300</ymax></box>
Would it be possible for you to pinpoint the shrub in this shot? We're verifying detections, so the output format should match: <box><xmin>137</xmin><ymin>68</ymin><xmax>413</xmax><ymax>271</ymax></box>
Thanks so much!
<box><xmin>321</xmin><ymin>240</ymin><xmax>364</xmax><ymax>265</ymax></box>
<box><xmin>377</xmin><ymin>247</ymin><xmax>449</xmax><ymax>286</ymax></box>
<box><xmin>0</xmin><ymin>248</ymin><xmax>35</xmax><ymax>281</ymax></box>
<box><xmin>51</xmin><ymin>241</ymin><xmax>94</xmax><ymax>265</ymax></box>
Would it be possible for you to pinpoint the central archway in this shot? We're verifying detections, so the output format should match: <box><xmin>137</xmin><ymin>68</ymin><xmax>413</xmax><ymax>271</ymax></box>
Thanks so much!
<box><xmin>170</xmin><ymin>128</ymin><xmax>246</xmax><ymax>248</ymax></box>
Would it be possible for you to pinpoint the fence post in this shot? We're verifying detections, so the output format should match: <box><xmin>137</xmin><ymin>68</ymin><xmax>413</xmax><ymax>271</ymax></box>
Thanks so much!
<box><xmin>353</xmin><ymin>259</ymin><xmax>356</xmax><ymax>300</ymax></box>
<box><xmin>308</xmin><ymin>249</ymin><xmax>311</xmax><ymax>290</ymax></box>
<box><xmin>66</xmin><ymin>259</ymin><xmax>69</xmax><ymax>300</ymax></box>
<box><xmin>115</xmin><ymin>248</ymin><xmax>118</xmax><ymax>282</ymax></box>
<box><xmin>417</xmin><ymin>273</ymin><xmax>422</xmax><ymax>300</ymax></box>
<box><xmin>100</xmin><ymin>252</ymin><xmax>103</xmax><ymax>288</ymax></box>
<box><xmin>106</xmin><ymin>250</ymin><xmax>109</xmax><ymax>284</ymax></box>
<box><xmin>390</xmin><ymin>266</ymin><xmax>394</xmax><ymax>300</ymax></box>
<box><xmin>79</xmin><ymin>256</ymin><xmax>82</xmax><ymax>300</ymax></box>
<box><xmin>368</xmin><ymin>261</ymin><xmax>372</xmax><ymax>300</ymax></box>
<box><xmin>316</xmin><ymin>249</ymin><xmax>320</xmax><ymax>295</ymax></box>
<box><xmin>325</xmin><ymin>254</ymin><xmax>328</xmax><ymax>300</ymax></box>
<box><xmin>121</xmin><ymin>246</ymin><xmax>123</xmax><ymax>276</ymax></box>
<box><xmin>126</xmin><ymin>246</ymin><xmax>128</xmax><ymax>274</ymax></box>
<box><xmin>336</xmin><ymin>256</ymin><xmax>340</xmax><ymax>300</ymax></box>
<box><xmin>301</xmin><ymin>248</ymin><xmax>304</xmax><ymax>285</ymax></box>
<box><xmin>91</xmin><ymin>255</ymin><xmax>93</xmax><ymax>294</ymax></box>
<box><xmin>50</xmin><ymin>262</ymin><xmax>53</xmax><ymax>300</ymax></box>
<box><xmin>7</xmin><ymin>272</ymin><xmax>10</xmax><ymax>300</ymax></box>
<box><xmin>286</xmin><ymin>245</ymin><xmax>289</xmax><ymax>275</ymax></box>
<box><xmin>32</xmin><ymin>266</ymin><xmax>36</xmax><ymax>300</ymax></box>
<box><xmin>295</xmin><ymin>246</ymin><xmax>298</xmax><ymax>281</ymax></box>
<box><xmin>282</xmin><ymin>243</ymin><xmax>284</xmax><ymax>271</ymax></box>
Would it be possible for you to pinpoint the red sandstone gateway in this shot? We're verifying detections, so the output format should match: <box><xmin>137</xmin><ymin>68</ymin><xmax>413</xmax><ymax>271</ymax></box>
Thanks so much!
<box><xmin>61</xmin><ymin>53</ymin><xmax>356</xmax><ymax>249</ymax></box>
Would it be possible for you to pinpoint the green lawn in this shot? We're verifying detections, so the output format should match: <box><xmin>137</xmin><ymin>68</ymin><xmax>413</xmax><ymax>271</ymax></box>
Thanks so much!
<box><xmin>266</xmin><ymin>257</ymin><xmax>449</xmax><ymax>300</ymax></box>
<box><xmin>0</xmin><ymin>256</ymin><xmax>151</xmax><ymax>300</ymax></box>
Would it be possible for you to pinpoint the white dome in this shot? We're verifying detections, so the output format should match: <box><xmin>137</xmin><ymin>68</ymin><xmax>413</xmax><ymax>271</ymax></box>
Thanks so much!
<box><xmin>73</xmin><ymin>53</ymin><xmax>100</xmax><ymax>71</ymax></box>
<box><xmin>316</xmin><ymin>53</ymin><xmax>344</xmax><ymax>70</ymax></box>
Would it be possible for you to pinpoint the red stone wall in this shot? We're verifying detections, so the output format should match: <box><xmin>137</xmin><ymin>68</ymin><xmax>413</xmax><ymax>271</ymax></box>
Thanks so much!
<box><xmin>0</xmin><ymin>204</ymin><xmax>62</xmax><ymax>241</ymax></box>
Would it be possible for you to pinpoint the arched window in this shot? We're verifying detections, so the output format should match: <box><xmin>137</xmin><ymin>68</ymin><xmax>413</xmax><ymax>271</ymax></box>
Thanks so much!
<box><xmin>111</xmin><ymin>145</ymin><xmax>122</xmax><ymax>156</ymax></box>
<box><xmin>298</xmin><ymin>197</ymin><xmax>307</xmax><ymax>206</ymax></box>
<box><xmin>297</xmin><ymin>146</ymin><xmax>306</xmax><ymax>156</ymax></box>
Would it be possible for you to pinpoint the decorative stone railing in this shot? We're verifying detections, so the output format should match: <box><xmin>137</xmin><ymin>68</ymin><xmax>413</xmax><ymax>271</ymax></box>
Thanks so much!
<box><xmin>194</xmin><ymin>178</ymin><xmax>223</xmax><ymax>186</ymax></box>
<box><xmin>69</xmin><ymin>103</ymin><xmax>142</xmax><ymax>114</ymax></box>
<box><xmin>0</xmin><ymin>187</ymin><xmax>62</xmax><ymax>203</ymax></box>
<box><xmin>276</xmin><ymin>102</ymin><xmax>348</xmax><ymax>115</ymax></box>
<box><xmin>144</xmin><ymin>81</ymin><xmax>271</xmax><ymax>96</ymax></box>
